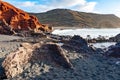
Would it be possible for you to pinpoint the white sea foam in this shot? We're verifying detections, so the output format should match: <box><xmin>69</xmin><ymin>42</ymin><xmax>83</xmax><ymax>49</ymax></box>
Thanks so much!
<box><xmin>90</xmin><ymin>42</ymin><xmax>116</xmax><ymax>49</ymax></box>
<box><xmin>52</xmin><ymin>28</ymin><xmax>120</xmax><ymax>39</ymax></box>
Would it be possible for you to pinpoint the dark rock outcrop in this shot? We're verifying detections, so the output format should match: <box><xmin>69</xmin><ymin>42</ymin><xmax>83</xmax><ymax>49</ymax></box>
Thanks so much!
<box><xmin>87</xmin><ymin>35</ymin><xmax>108</xmax><ymax>43</ymax></box>
<box><xmin>0</xmin><ymin>1</ymin><xmax>52</xmax><ymax>35</ymax></box>
<box><xmin>47</xmin><ymin>44</ymin><xmax>73</xmax><ymax>68</ymax></box>
<box><xmin>2</xmin><ymin>43</ymin><xmax>72</xmax><ymax>78</ymax></box>
<box><xmin>71</xmin><ymin>35</ymin><xmax>88</xmax><ymax>46</ymax></box>
<box><xmin>62</xmin><ymin>35</ymin><xmax>94</xmax><ymax>53</ymax></box>
<box><xmin>109</xmin><ymin>34</ymin><xmax>120</xmax><ymax>42</ymax></box>
<box><xmin>31</xmin><ymin>43</ymin><xmax>73</xmax><ymax>69</ymax></box>
<box><xmin>105</xmin><ymin>42</ymin><xmax>120</xmax><ymax>58</ymax></box>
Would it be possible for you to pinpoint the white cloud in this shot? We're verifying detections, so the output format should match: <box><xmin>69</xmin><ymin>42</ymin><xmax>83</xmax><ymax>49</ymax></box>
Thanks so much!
<box><xmin>48</xmin><ymin>0</ymin><xmax>86</xmax><ymax>8</ymax></box>
<box><xmin>114</xmin><ymin>9</ymin><xmax>120</xmax><ymax>18</ymax></box>
<box><xmin>18</xmin><ymin>1</ymin><xmax>36</xmax><ymax>7</ymax></box>
<box><xmin>79</xmin><ymin>2</ymin><xmax>97</xmax><ymax>12</ymax></box>
<box><xmin>4</xmin><ymin>0</ymin><xmax>97</xmax><ymax>13</ymax></box>
<box><xmin>72</xmin><ymin>2</ymin><xmax>97</xmax><ymax>12</ymax></box>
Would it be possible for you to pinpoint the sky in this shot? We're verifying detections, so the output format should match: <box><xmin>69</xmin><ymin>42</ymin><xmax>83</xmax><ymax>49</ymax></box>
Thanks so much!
<box><xmin>3</xmin><ymin>0</ymin><xmax>120</xmax><ymax>17</ymax></box>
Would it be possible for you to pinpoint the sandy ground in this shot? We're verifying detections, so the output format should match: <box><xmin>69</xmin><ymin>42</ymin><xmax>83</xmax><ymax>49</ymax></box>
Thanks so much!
<box><xmin>0</xmin><ymin>35</ymin><xmax>22</xmax><ymax>56</ymax></box>
<box><xmin>0</xmin><ymin>34</ymin><xmax>120</xmax><ymax>80</ymax></box>
<box><xmin>0</xmin><ymin>35</ymin><xmax>22</xmax><ymax>41</ymax></box>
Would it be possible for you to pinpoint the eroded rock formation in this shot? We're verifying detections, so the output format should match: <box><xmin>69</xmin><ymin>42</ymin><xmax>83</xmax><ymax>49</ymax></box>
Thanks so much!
<box><xmin>2</xmin><ymin>43</ymin><xmax>36</xmax><ymax>78</ymax></box>
<box><xmin>2</xmin><ymin>43</ymin><xmax>72</xmax><ymax>78</ymax></box>
<box><xmin>62</xmin><ymin>35</ymin><xmax>94</xmax><ymax>53</ymax></box>
<box><xmin>109</xmin><ymin>33</ymin><xmax>120</xmax><ymax>42</ymax></box>
<box><xmin>106</xmin><ymin>42</ymin><xmax>120</xmax><ymax>58</ymax></box>
<box><xmin>0</xmin><ymin>1</ymin><xmax>52</xmax><ymax>35</ymax></box>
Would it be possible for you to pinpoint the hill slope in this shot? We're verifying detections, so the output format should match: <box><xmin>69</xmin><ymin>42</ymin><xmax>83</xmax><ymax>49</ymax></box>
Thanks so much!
<box><xmin>30</xmin><ymin>9</ymin><xmax>120</xmax><ymax>28</ymax></box>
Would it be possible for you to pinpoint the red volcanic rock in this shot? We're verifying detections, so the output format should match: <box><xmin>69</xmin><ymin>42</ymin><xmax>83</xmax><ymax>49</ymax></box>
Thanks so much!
<box><xmin>0</xmin><ymin>1</ymin><xmax>52</xmax><ymax>34</ymax></box>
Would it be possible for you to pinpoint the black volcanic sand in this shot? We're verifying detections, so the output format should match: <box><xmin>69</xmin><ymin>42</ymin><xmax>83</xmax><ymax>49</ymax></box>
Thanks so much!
<box><xmin>0</xmin><ymin>34</ymin><xmax>120</xmax><ymax>80</ymax></box>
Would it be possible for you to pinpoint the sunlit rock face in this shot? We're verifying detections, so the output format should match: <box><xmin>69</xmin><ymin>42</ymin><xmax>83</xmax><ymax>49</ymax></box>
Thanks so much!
<box><xmin>0</xmin><ymin>1</ymin><xmax>52</xmax><ymax>34</ymax></box>
<box><xmin>2</xmin><ymin>43</ymin><xmax>73</xmax><ymax>78</ymax></box>
<box><xmin>2</xmin><ymin>43</ymin><xmax>34</xmax><ymax>78</ymax></box>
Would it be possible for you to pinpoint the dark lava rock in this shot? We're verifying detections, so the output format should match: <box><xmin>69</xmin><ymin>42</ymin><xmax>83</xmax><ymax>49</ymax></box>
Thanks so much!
<box><xmin>47</xmin><ymin>44</ymin><xmax>73</xmax><ymax>68</ymax></box>
<box><xmin>0</xmin><ymin>58</ymin><xmax>7</xmax><ymax>79</ymax></box>
<box><xmin>109</xmin><ymin>33</ymin><xmax>120</xmax><ymax>42</ymax></box>
<box><xmin>50</xmin><ymin>34</ymin><xmax>71</xmax><ymax>41</ymax></box>
<box><xmin>87</xmin><ymin>36</ymin><xmax>108</xmax><ymax>43</ymax></box>
<box><xmin>62</xmin><ymin>35</ymin><xmax>94</xmax><ymax>53</ymax></box>
<box><xmin>71</xmin><ymin>35</ymin><xmax>87</xmax><ymax>46</ymax></box>
<box><xmin>105</xmin><ymin>42</ymin><xmax>120</xmax><ymax>58</ymax></box>
<box><xmin>31</xmin><ymin>43</ymin><xmax>73</xmax><ymax>69</ymax></box>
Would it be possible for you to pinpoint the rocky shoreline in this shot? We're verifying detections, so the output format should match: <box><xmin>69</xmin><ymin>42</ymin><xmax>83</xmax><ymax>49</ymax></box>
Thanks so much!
<box><xmin>0</xmin><ymin>1</ymin><xmax>120</xmax><ymax>80</ymax></box>
<box><xmin>0</xmin><ymin>33</ymin><xmax>120</xmax><ymax>80</ymax></box>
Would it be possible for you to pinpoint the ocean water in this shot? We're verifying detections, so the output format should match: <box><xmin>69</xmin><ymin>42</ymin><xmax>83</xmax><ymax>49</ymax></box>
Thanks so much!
<box><xmin>52</xmin><ymin>28</ymin><xmax>120</xmax><ymax>39</ymax></box>
<box><xmin>52</xmin><ymin>28</ymin><xmax>120</xmax><ymax>48</ymax></box>
<box><xmin>90</xmin><ymin>42</ymin><xmax>116</xmax><ymax>49</ymax></box>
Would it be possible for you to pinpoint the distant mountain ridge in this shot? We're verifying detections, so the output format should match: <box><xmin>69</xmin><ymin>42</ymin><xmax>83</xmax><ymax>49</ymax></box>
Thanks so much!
<box><xmin>30</xmin><ymin>9</ymin><xmax>120</xmax><ymax>28</ymax></box>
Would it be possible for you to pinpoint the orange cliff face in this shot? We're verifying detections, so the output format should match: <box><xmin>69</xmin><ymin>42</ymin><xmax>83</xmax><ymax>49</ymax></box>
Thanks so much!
<box><xmin>0</xmin><ymin>1</ymin><xmax>52</xmax><ymax>34</ymax></box>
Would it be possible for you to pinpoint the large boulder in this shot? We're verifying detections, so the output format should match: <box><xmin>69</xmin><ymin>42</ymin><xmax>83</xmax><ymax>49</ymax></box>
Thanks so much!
<box><xmin>109</xmin><ymin>33</ymin><xmax>120</xmax><ymax>42</ymax></box>
<box><xmin>70</xmin><ymin>35</ymin><xmax>88</xmax><ymax>46</ymax></box>
<box><xmin>62</xmin><ymin>35</ymin><xmax>94</xmax><ymax>53</ymax></box>
<box><xmin>31</xmin><ymin>43</ymin><xmax>73</xmax><ymax>69</ymax></box>
<box><xmin>2</xmin><ymin>43</ymin><xmax>72</xmax><ymax>78</ymax></box>
<box><xmin>0</xmin><ymin>1</ymin><xmax>52</xmax><ymax>35</ymax></box>
<box><xmin>46</xmin><ymin>44</ymin><xmax>73</xmax><ymax>68</ymax></box>
<box><xmin>2</xmin><ymin>43</ymin><xmax>35</xmax><ymax>78</ymax></box>
<box><xmin>105</xmin><ymin>42</ymin><xmax>120</xmax><ymax>58</ymax></box>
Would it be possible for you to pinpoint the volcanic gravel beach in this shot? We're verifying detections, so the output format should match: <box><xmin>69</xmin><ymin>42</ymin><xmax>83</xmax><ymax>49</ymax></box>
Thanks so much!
<box><xmin>0</xmin><ymin>34</ymin><xmax>120</xmax><ymax>80</ymax></box>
